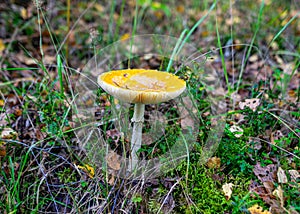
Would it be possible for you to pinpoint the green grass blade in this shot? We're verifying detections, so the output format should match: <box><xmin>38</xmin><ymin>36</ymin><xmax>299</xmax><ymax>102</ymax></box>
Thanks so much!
<box><xmin>57</xmin><ymin>54</ymin><xmax>65</xmax><ymax>97</ymax></box>
<box><xmin>270</xmin><ymin>11</ymin><xmax>300</xmax><ymax>45</ymax></box>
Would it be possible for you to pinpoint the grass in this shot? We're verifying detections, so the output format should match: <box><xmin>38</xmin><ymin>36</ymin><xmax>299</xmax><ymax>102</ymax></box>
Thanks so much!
<box><xmin>0</xmin><ymin>0</ymin><xmax>299</xmax><ymax>213</ymax></box>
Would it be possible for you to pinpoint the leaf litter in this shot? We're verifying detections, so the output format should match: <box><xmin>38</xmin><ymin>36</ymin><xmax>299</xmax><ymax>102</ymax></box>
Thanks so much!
<box><xmin>0</xmin><ymin>1</ymin><xmax>299</xmax><ymax>213</ymax></box>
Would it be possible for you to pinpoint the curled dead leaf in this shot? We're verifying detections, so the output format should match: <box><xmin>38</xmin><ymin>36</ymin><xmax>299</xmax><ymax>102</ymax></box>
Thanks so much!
<box><xmin>288</xmin><ymin>170</ymin><xmax>300</xmax><ymax>182</ymax></box>
<box><xmin>277</xmin><ymin>167</ymin><xmax>287</xmax><ymax>184</ymax></box>
<box><xmin>106</xmin><ymin>151</ymin><xmax>121</xmax><ymax>171</ymax></box>
<box><xmin>248</xmin><ymin>204</ymin><xmax>272</xmax><ymax>214</ymax></box>
<box><xmin>77</xmin><ymin>164</ymin><xmax>95</xmax><ymax>179</ymax></box>
<box><xmin>253</xmin><ymin>163</ymin><xmax>277</xmax><ymax>184</ymax></box>
<box><xmin>1</xmin><ymin>127</ymin><xmax>18</xmax><ymax>140</ymax></box>
<box><xmin>222</xmin><ymin>183</ymin><xmax>234</xmax><ymax>200</ymax></box>
<box><xmin>272</xmin><ymin>185</ymin><xmax>284</xmax><ymax>207</ymax></box>
<box><xmin>239</xmin><ymin>98</ymin><xmax>261</xmax><ymax>111</ymax></box>
<box><xmin>206</xmin><ymin>156</ymin><xmax>221</xmax><ymax>169</ymax></box>
<box><xmin>271</xmin><ymin>130</ymin><xmax>284</xmax><ymax>144</ymax></box>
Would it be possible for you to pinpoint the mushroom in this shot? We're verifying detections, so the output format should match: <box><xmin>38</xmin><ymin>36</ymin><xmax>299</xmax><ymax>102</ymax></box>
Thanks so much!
<box><xmin>98</xmin><ymin>69</ymin><xmax>186</xmax><ymax>171</ymax></box>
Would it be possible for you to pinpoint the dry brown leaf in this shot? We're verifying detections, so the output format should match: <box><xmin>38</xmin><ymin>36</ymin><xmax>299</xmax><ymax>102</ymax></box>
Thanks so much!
<box><xmin>262</xmin><ymin>181</ymin><xmax>274</xmax><ymax>194</ymax></box>
<box><xmin>277</xmin><ymin>167</ymin><xmax>287</xmax><ymax>184</ymax></box>
<box><xmin>253</xmin><ymin>163</ymin><xmax>277</xmax><ymax>183</ymax></box>
<box><xmin>270</xmin><ymin>130</ymin><xmax>284</xmax><ymax>144</ymax></box>
<box><xmin>106</xmin><ymin>129</ymin><xmax>123</xmax><ymax>144</ymax></box>
<box><xmin>222</xmin><ymin>183</ymin><xmax>234</xmax><ymax>200</ymax></box>
<box><xmin>206</xmin><ymin>156</ymin><xmax>221</xmax><ymax>169</ymax></box>
<box><xmin>288</xmin><ymin>170</ymin><xmax>300</xmax><ymax>182</ymax></box>
<box><xmin>248</xmin><ymin>204</ymin><xmax>272</xmax><ymax>214</ymax></box>
<box><xmin>176</xmin><ymin>5</ymin><xmax>185</xmax><ymax>13</ymax></box>
<box><xmin>108</xmin><ymin>174</ymin><xmax>115</xmax><ymax>185</ymax></box>
<box><xmin>272</xmin><ymin>185</ymin><xmax>284</xmax><ymax>207</ymax></box>
<box><xmin>239</xmin><ymin>98</ymin><xmax>261</xmax><ymax>111</ymax></box>
<box><xmin>249</xmin><ymin>180</ymin><xmax>283</xmax><ymax>213</ymax></box>
<box><xmin>0</xmin><ymin>113</ymin><xmax>9</xmax><ymax>127</ymax></box>
<box><xmin>15</xmin><ymin>52</ymin><xmax>36</xmax><ymax>65</ymax></box>
<box><xmin>106</xmin><ymin>151</ymin><xmax>121</xmax><ymax>170</ymax></box>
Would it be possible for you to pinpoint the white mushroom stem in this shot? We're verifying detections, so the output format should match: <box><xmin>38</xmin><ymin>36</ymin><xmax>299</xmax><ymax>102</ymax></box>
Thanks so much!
<box><xmin>129</xmin><ymin>103</ymin><xmax>145</xmax><ymax>171</ymax></box>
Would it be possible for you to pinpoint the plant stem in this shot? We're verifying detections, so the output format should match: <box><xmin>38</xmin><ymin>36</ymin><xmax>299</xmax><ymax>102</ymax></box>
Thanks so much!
<box><xmin>129</xmin><ymin>103</ymin><xmax>145</xmax><ymax>171</ymax></box>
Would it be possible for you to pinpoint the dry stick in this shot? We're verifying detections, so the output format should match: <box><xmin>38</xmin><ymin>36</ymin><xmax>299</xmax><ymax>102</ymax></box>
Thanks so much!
<box><xmin>66</xmin><ymin>0</ymin><xmax>71</xmax><ymax>60</ymax></box>
<box><xmin>157</xmin><ymin>177</ymin><xmax>181</xmax><ymax>214</ymax></box>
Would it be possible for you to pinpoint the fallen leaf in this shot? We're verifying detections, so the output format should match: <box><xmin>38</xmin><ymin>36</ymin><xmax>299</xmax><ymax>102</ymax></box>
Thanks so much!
<box><xmin>277</xmin><ymin>167</ymin><xmax>287</xmax><ymax>184</ymax></box>
<box><xmin>249</xmin><ymin>54</ymin><xmax>259</xmax><ymax>62</ymax></box>
<box><xmin>94</xmin><ymin>3</ymin><xmax>104</xmax><ymax>12</ymax></box>
<box><xmin>206</xmin><ymin>156</ymin><xmax>221</xmax><ymax>169</ymax></box>
<box><xmin>272</xmin><ymin>185</ymin><xmax>284</xmax><ymax>207</ymax></box>
<box><xmin>120</xmin><ymin>33</ymin><xmax>130</xmax><ymax>41</ymax></box>
<box><xmin>288</xmin><ymin>170</ymin><xmax>300</xmax><ymax>182</ymax></box>
<box><xmin>239</xmin><ymin>98</ymin><xmax>261</xmax><ymax>111</ymax></box>
<box><xmin>253</xmin><ymin>163</ymin><xmax>277</xmax><ymax>184</ymax></box>
<box><xmin>108</xmin><ymin>174</ymin><xmax>115</xmax><ymax>185</ymax></box>
<box><xmin>0</xmin><ymin>141</ymin><xmax>6</xmax><ymax>157</ymax></box>
<box><xmin>21</xmin><ymin>8</ymin><xmax>27</xmax><ymax>19</ymax></box>
<box><xmin>270</xmin><ymin>130</ymin><xmax>284</xmax><ymax>144</ymax></box>
<box><xmin>176</xmin><ymin>5</ymin><xmax>185</xmax><ymax>13</ymax></box>
<box><xmin>262</xmin><ymin>181</ymin><xmax>274</xmax><ymax>194</ymax></box>
<box><xmin>229</xmin><ymin>125</ymin><xmax>243</xmax><ymax>138</ymax></box>
<box><xmin>106</xmin><ymin>129</ymin><xmax>123</xmax><ymax>144</ymax></box>
<box><xmin>248</xmin><ymin>204</ymin><xmax>272</xmax><ymax>214</ymax></box>
<box><xmin>222</xmin><ymin>183</ymin><xmax>234</xmax><ymax>200</ymax></box>
<box><xmin>0</xmin><ymin>128</ymin><xmax>18</xmax><ymax>157</ymax></box>
<box><xmin>106</xmin><ymin>151</ymin><xmax>121</xmax><ymax>170</ymax></box>
<box><xmin>0</xmin><ymin>39</ymin><xmax>5</xmax><ymax>54</ymax></box>
<box><xmin>249</xmin><ymin>180</ymin><xmax>283</xmax><ymax>213</ymax></box>
<box><xmin>1</xmin><ymin>127</ymin><xmax>18</xmax><ymax>140</ymax></box>
<box><xmin>77</xmin><ymin>164</ymin><xmax>95</xmax><ymax>178</ymax></box>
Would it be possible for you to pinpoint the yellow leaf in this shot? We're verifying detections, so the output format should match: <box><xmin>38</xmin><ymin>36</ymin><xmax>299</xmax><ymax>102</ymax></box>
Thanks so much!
<box><xmin>21</xmin><ymin>8</ymin><xmax>27</xmax><ymax>19</ymax></box>
<box><xmin>0</xmin><ymin>39</ymin><xmax>5</xmax><ymax>53</ymax></box>
<box><xmin>77</xmin><ymin>164</ymin><xmax>95</xmax><ymax>178</ymax></box>
<box><xmin>248</xmin><ymin>204</ymin><xmax>271</xmax><ymax>214</ymax></box>
<box><xmin>120</xmin><ymin>33</ymin><xmax>130</xmax><ymax>41</ymax></box>
<box><xmin>94</xmin><ymin>3</ymin><xmax>104</xmax><ymax>12</ymax></box>
<box><xmin>176</xmin><ymin>5</ymin><xmax>185</xmax><ymax>13</ymax></box>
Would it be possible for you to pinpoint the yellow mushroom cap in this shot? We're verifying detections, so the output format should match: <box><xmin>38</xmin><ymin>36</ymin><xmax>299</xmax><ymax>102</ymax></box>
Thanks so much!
<box><xmin>98</xmin><ymin>69</ymin><xmax>186</xmax><ymax>104</ymax></box>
